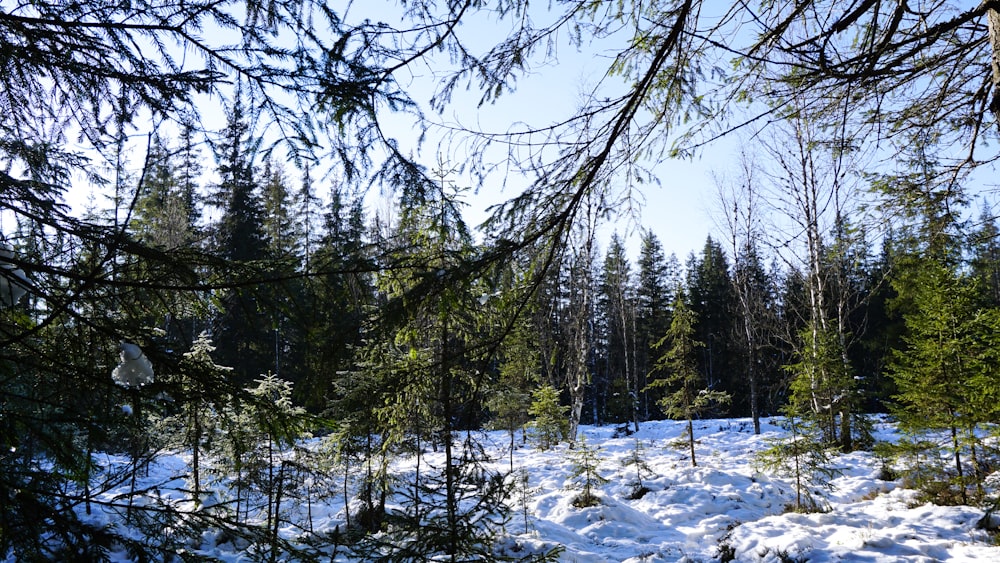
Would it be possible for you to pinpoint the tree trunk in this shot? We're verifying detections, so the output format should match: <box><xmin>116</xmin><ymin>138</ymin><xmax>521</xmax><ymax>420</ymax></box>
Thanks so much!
<box><xmin>687</xmin><ymin>417</ymin><xmax>697</xmax><ymax>467</ymax></box>
<box><xmin>950</xmin><ymin>421</ymin><xmax>967</xmax><ymax>505</ymax></box>
<box><xmin>988</xmin><ymin>7</ymin><xmax>1000</xmax><ymax>123</ymax></box>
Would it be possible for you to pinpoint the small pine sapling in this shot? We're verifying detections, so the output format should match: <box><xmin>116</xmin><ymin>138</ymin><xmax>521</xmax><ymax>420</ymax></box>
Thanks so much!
<box><xmin>513</xmin><ymin>467</ymin><xmax>536</xmax><ymax>535</ymax></box>
<box><xmin>566</xmin><ymin>436</ymin><xmax>608</xmax><ymax>508</ymax></box>
<box><xmin>755</xmin><ymin>414</ymin><xmax>840</xmax><ymax>513</ymax></box>
<box><xmin>621</xmin><ymin>437</ymin><xmax>656</xmax><ymax>499</ymax></box>
<box><xmin>527</xmin><ymin>384</ymin><xmax>569</xmax><ymax>450</ymax></box>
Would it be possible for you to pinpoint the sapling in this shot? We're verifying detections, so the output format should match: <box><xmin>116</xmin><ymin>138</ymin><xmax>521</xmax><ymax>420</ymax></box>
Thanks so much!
<box><xmin>645</xmin><ymin>293</ymin><xmax>729</xmax><ymax>467</ymax></box>
<box><xmin>622</xmin><ymin>437</ymin><xmax>656</xmax><ymax>499</ymax></box>
<box><xmin>756</xmin><ymin>414</ymin><xmax>840</xmax><ymax>512</ymax></box>
<box><xmin>566</xmin><ymin>436</ymin><xmax>608</xmax><ymax>508</ymax></box>
<box><xmin>527</xmin><ymin>385</ymin><xmax>569</xmax><ymax>451</ymax></box>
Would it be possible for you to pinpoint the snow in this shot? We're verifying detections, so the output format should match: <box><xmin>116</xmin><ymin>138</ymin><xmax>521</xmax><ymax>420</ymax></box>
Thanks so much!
<box><xmin>52</xmin><ymin>416</ymin><xmax>1000</xmax><ymax>561</ymax></box>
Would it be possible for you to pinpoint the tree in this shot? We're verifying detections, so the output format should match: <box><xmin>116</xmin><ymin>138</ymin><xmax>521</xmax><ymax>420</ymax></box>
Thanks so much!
<box><xmin>886</xmin><ymin>258</ymin><xmax>993</xmax><ymax>504</ymax></box>
<box><xmin>686</xmin><ymin>237</ymin><xmax>736</xmax><ymax>404</ymax></box>
<box><xmin>878</xmin><ymin>138</ymin><xmax>999</xmax><ymax>504</ymax></box>
<box><xmin>646</xmin><ymin>291</ymin><xmax>729</xmax><ymax>467</ymax></box>
<box><xmin>527</xmin><ymin>385</ymin><xmax>570</xmax><ymax>451</ymax></box>
<box><xmin>209</xmin><ymin>99</ymin><xmax>274</xmax><ymax>385</ymax></box>
<box><xmin>761</xmin><ymin>107</ymin><xmax>865</xmax><ymax>450</ymax></box>
<box><xmin>4</xmin><ymin>0</ymin><xmax>1000</xmax><ymax>558</ymax></box>
<box><xmin>716</xmin><ymin>150</ymin><xmax>778</xmax><ymax>431</ymax></box>
<box><xmin>157</xmin><ymin>333</ymin><xmax>232</xmax><ymax>507</ymax></box>
<box><xmin>562</xmin><ymin>214</ymin><xmax>598</xmax><ymax>442</ymax></box>
<box><xmin>635</xmin><ymin>230</ymin><xmax>678</xmax><ymax>420</ymax></box>
<box><xmin>970</xmin><ymin>206</ymin><xmax>1000</xmax><ymax>308</ymax></box>
<box><xmin>566</xmin><ymin>436</ymin><xmax>608</xmax><ymax>509</ymax></box>
<box><xmin>596</xmin><ymin>233</ymin><xmax>638</xmax><ymax>430</ymax></box>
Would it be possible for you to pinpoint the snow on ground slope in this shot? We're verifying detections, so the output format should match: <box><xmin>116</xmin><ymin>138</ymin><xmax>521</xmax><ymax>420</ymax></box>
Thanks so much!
<box><xmin>75</xmin><ymin>417</ymin><xmax>1000</xmax><ymax>562</ymax></box>
<box><xmin>513</xmin><ymin>418</ymin><xmax>1000</xmax><ymax>562</ymax></box>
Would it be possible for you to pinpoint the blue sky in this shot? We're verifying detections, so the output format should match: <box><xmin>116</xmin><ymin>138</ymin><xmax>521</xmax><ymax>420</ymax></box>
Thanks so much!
<box><xmin>372</xmin><ymin>2</ymin><xmax>724</xmax><ymax>264</ymax></box>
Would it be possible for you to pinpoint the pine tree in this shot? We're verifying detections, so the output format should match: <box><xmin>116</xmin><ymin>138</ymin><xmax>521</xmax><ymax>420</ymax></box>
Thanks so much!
<box><xmin>645</xmin><ymin>291</ymin><xmax>729</xmax><ymax>467</ymax></box>
<box><xmin>970</xmin><ymin>206</ymin><xmax>1000</xmax><ymax>308</ymax></box>
<box><xmin>527</xmin><ymin>385</ymin><xmax>570</xmax><ymax>451</ymax></box>
<box><xmin>488</xmin><ymin>306</ymin><xmax>541</xmax><ymax>468</ymax></box>
<box><xmin>156</xmin><ymin>333</ymin><xmax>232</xmax><ymax>507</ymax></box>
<box><xmin>621</xmin><ymin>437</ymin><xmax>655</xmax><ymax>499</ymax></box>
<box><xmin>209</xmin><ymin>99</ymin><xmax>273</xmax><ymax>386</ymax></box>
<box><xmin>887</xmin><ymin>258</ymin><xmax>985</xmax><ymax>504</ymax></box>
<box><xmin>566</xmin><ymin>436</ymin><xmax>608</xmax><ymax>508</ymax></box>
<box><xmin>635</xmin><ymin>230</ymin><xmax>677</xmax><ymax>420</ymax></box>
<box><xmin>351</xmin><ymin>168</ymin><xmax>514</xmax><ymax>561</ymax></box>
<box><xmin>756</xmin><ymin>413</ymin><xmax>840</xmax><ymax>513</ymax></box>
<box><xmin>686</xmin><ymin>237</ymin><xmax>737</xmax><ymax>408</ymax></box>
<box><xmin>597</xmin><ymin>234</ymin><xmax>638</xmax><ymax>430</ymax></box>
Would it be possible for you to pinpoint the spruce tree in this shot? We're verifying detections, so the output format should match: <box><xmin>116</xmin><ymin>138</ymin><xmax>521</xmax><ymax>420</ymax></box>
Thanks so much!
<box><xmin>209</xmin><ymin>99</ymin><xmax>273</xmax><ymax>386</ymax></box>
<box><xmin>686</xmin><ymin>237</ymin><xmax>737</xmax><ymax>409</ymax></box>
<box><xmin>566</xmin><ymin>436</ymin><xmax>608</xmax><ymax>509</ymax></box>
<box><xmin>646</xmin><ymin>291</ymin><xmax>729</xmax><ymax>467</ymax></box>
<box><xmin>886</xmin><ymin>258</ymin><xmax>986</xmax><ymax>504</ymax></box>
<box><xmin>597</xmin><ymin>234</ymin><xmax>638</xmax><ymax>431</ymax></box>
<box><xmin>635</xmin><ymin>230</ymin><xmax>677</xmax><ymax>420</ymax></box>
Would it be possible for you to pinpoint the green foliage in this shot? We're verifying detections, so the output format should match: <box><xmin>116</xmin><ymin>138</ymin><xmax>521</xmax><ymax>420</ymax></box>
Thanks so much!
<box><xmin>756</xmin><ymin>415</ymin><xmax>841</xmax><ymax>513</ymax></box>
<box><xmin>885</xmin><ymin>256</ymin><xmax>1000</xmax><ymax>505</ymax></box>
<box><xmin>528</xmin><ymin>385</ymin><xmax>570</xmax><ymax>450</ymax></box>
<box><xmin>785</xmin><ymin>323</ymin><xmax>859</xmax><ymax>447</ymax></box>
<box><xmin>153</xmin><ymin>333</ymin><xmax>231</xmax><ymax>506</ymax></box>
<box><xmin>511</xmin><ymin>467</ymin><xmax>537</xmax><ymax>534</ymax></box>
<box><xmin>566</xmin><ymin>436</ymin><xmax>609</xmax><ymax>509</ymax></box>
<box><xmin>621</xmin><ymin>437</ymin><xmax>656</xmax><ymax>499</ymax></box>
<box><xmin>646</xmin><ymin>293</ymin><xmax>729</xmax><ymax>466</ymax></box>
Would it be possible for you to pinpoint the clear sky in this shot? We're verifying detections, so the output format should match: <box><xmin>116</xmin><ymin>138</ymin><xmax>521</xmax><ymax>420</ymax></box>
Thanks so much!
<box><xmin>372</xmin><ymin>2</ymin><xmax>725</xmax><ymax>265</ymax></box>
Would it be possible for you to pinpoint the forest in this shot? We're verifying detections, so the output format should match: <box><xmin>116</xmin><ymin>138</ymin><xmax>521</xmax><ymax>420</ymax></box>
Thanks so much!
<box><xmin>3</xmin><ymin>1</ymin><xmax>1000</xmax><ymax>561</ymax></box>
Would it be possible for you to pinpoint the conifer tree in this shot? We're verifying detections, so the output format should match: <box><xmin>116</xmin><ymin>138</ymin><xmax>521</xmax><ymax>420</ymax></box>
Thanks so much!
<box><xmin>887</xmin><ymin>259</ymin><xmax>987</xmax><ymax>504</ymax></box>
<box><xmin>352</xmin><ymin>167</ymin><xmax>516</xmax><ymax>561</ymax></box>
<box><xmin>488</xmin><ymin>302</ymin><xmax>542</xmax><ymax>468</ymax></box>
<box><xmin>646</xmin><ymin>291</ymin><xmax>729</xmax><ymax>467</ymax></box>
<box><xmin>635</xmin><ymin>231</ymin><xmax>677</xmax><ymax>420</ymax></box>
<box><xmin>156</xmin><ymin>333</ymin><xmax>232</xmax><ymax>507</ymax></box>
<box><xmin>566</xmin><ymin>436</ymin><xmax>608</xmax><ymax>508</ymax></box>
<box><xmin>209</xmin><ymin>99</ymin><xmax>273</xmax><ymax>385</ymax></box>
<box><xmin>756</xmin><ymin>413</ymin><xmax>840</xmax><ymax>513</ymax></box>
<box><xmin>597</xmin><ymin>234</ymin><xmax>638</xmax><ymax>431</ymax></box>
<box><xmin>527</xmin><ymin>384</ymin><xmax>570</xmax><ymax>451</ymax></box>
<box><xmin>686</xmin><ymin>237</ymin><xmax>737</xmax><ymax>404</ymax></box>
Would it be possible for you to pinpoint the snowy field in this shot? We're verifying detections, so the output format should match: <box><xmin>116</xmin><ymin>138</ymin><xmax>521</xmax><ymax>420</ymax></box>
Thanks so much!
<box><xmin>75</xmin><ymin>416</ymin><xmax>1000</xmax><ymax>562</ymax></box>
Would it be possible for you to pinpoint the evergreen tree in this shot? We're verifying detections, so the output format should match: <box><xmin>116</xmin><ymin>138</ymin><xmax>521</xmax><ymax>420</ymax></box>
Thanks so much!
<box><xmin>566</xmin><ymin>436</ymin><xmax>608</xmax><ymax>509</ymax></box>
<box><xmin>877</xmin><ymin>139</ymin><xmax>999</xmax><ymax>504</ymax></box>
<box><xmin>209</xmin><ymin>99</ymin><xmax>273</xmax><ymax>385</ymax></box>
<box><xmin>756</xmin><ymin>414</ymin><xmax>840</xmax><ymax>513</ymax></box>
<box><xmin>261</xmin><ymin>159</ymin><xmax>298</xmax><ymax>260</ymax></box>
<box><xmin>156</xmin><ymin>333</ymin><xmax>232</xmax><ymax>507</ymax></box>
<box><xmin>686</xmin><ymin>237</ymin><xmax>736</xmax><ymax>408</ymax></box>
<box><xmin>298</xmin><ymin>182</ymin><xmax>371</xmax><ymax>408</ymax></box>
<box><xmin>970</xmin><ymin>206</ymin><xmax>1000</xmax><ymax>308</ymax></box>
<box><xmin>527</xmin><ymin>385</ymin><xmax>570</xmax><ymax>451</ymax></box>
<box><xmin>596</xmin><ymin>233</ymin><xmax>638</xmax><ymax>430</ymax></box>
<box><xmin>731</xmin><ymin>241</ymin><xmax>777</xmax><ymax>425</ymax></box>
<box><xmin>886</xmin><ymin>258</ymin><xmax>992</xmax><ymax>504</ymax></box>
<box><xmin>646</xmin><ymin>291</ymin><xmax>730</xmax><ymax>467</ymax></box>
<box><xmin>635</xmin><ymin>230</ymin><xmax>676</xmax><ymax>421</ymax></box>
<box><xmin>487</xmin><ymin>295</ymin><xmax>542</xmax><ymax>467</ymax></box>
<box><xmin>352</xmin><ymin>169</ymin><xmax>515</xmax><ymax>561</ymax></box>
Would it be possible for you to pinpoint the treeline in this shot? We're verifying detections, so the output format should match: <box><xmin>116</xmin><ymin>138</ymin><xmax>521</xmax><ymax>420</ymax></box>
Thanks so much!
<box><xmin>97</xmin><ymin>103</ymin><xmax>1000</xmax><ymax>441</ymax></box>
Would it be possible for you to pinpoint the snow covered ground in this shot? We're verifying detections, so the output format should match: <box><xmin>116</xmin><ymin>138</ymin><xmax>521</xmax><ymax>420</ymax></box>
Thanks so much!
<box><xmin>79</xmin><ymin>416</ymin><xmax>1000</xmax><ymax>561</ymax></box>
